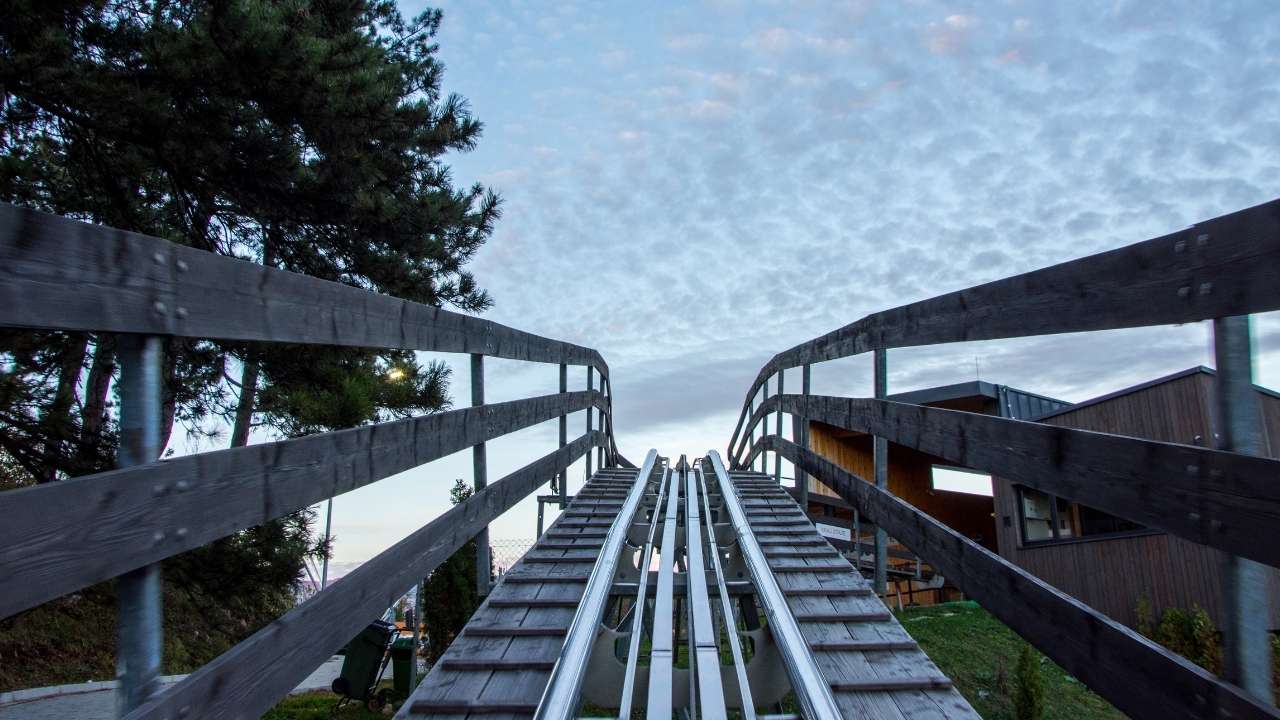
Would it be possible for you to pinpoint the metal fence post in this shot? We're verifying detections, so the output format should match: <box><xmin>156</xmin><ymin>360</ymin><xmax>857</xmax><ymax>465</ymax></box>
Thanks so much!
<box><xmin>761</xmin><ymin>377</ymin><xmax>770</xmax><ymax>474</ymax></box>
<box><xmin>471</xmin><ymin>353</ymin><xmax>490</xmax><ymax>597</ymax></box>
<box><xmin>597</xmin><ymin>378</ymin><xmax>606</xmax><ymax>469</ymax></box>
<box><xmin>1212</xmin><ymin>315</ymin><xmax>1272</xmax><ymax>702</ymax></box>
<box><xmin>774</xmin><ymin>369</ymin><xmax>784</xmax><ymax>484</ymax></box>
<box><xmin>799</xmin><ymin>363</ymin><xmax>811</xmax><ymax>512</ymax></box>
<box><xmin>586</xmin><ymin>366</ymin><xmax>594</xmax><ymax>482</ymax></box>
<box><xmin>116</xmin><ymin>335</ymin><xmax>163</xmax><ymax>716</ymax></box>
<box><xmin>558</xmin><ymin>362</ymin><xmax>567</xmax><ymax>507</ymax></box>
<box><xmin>873</xmin><ymin>349</ymin><xmax>888</xmax><ymax>596</ymax></box>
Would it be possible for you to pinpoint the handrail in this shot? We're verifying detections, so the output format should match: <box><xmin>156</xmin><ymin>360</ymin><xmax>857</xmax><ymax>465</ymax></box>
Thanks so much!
<box><xmin>761</xmin><ymin>436</ymin><xmax>1280</xmax><ymax>720</ymax></box>
<box><xmin>0</xmin><ymin>389</ymin><xmax>607</xmax><ymax>619</ymax></box>
<box><xmin>707</xmin><ymin>450</ymin><xmax>842</xmax><ymax>720</ymax></box>
<box><xmin>0</xmin><ymin>203</ymin><xmax>627</xmax><ymax>718</ymax></box>
<box><xmin>0</xmin><ymin>203</ymin><xmax>608</xmax><ymax>375</ymax></box>
<box><xmin>534</xmin><ymin>449</ymin><xmax>659</xmax><ymax>720</ymax></box>
<box><xmin>124</xmin><ymin>431</ymin><xmax>605</xmax><ymax>720</ymax></box>
<box><xmin>727</xmin><ymin>198</ymin><xmax>1280</xmax><ymax>459</ymax></box>
<box><xmin>737</xmin><ymin>393</ymin><xmax>1280</xmax><ymax>569</ymax></box>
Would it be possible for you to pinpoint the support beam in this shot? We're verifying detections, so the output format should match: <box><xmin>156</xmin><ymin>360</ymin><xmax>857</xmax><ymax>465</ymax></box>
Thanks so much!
<box><xmin>116</xmin><ymin>335</ymin><xmax>163</xmax><ymax>716</ymax></box>
<box><xmin>471</xmin><ymin>354</ymin><xmax>490</xmax><ymax>597</ymax></box>
<box><xmin>558</xmin><ymin>363</ymin><xmax>568</xmax><ymax>508</ymax></box>
<box><xmin>799</xmin><ymin>364</ymin><xmax>811</xmax><ymax>511</ymax></box>
<box><xmin>761</xmin><ymin>377</ymin><xmax>770</xmax><ymax>474</ymax></box>
<box><xmin>872</xmin><ymin>349</ymin><xmax>888</xmax><ymax>596</ymax></box>
<box><xmin>774</xmin><ymin>370</ymin><xmax>784</xmax><ymax>484</ymax></box>
<box><xmin>1213</xmin><ymin>315</ymin><xmax>1273</xmax><ymax>703</ymax></box>
<box><xmin>586</xmin><ymin>367</ymin><xmax>594</xmax><ymax>483</ymax></box>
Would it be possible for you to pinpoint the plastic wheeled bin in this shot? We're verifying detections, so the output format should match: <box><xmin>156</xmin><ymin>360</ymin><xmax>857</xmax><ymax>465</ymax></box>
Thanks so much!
<box><xmin>390</xmin><ymin>634</ymin><xmax>416</xmax><ymax>696</ymax></box>
<box><xmin>331</xmin><ymin>619</ymin><xmax>396</xmax><ymax>710</ymax></box>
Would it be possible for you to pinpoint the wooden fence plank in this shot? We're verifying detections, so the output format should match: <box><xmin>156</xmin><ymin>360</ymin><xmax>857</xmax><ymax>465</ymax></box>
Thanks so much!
<box><xmin>122</xmin><ymin>431</ymin><xmax>604</xmax><ymax>720</ymax></box>
<box><xmin>740</xmin><ymin>393</ymin><xmax>1280</xmax><ymax>569</ymax></box>
<box><xmin>0</xmin><ymin>390</ymin><xmax>604</xmax><ymax>619</ymax></box>
<box><xmin>753</xmin><ymin>439</ymin><xmax>1280</xmax><ymax>720</ymax></box>
<box><xmin>0</xmin><ymin>203</ymin><xmax>608</xmax><ymax>376</ymax></box>
<box><xmin>728</xmin><ymin>199</ymin><xmax>1280</xmax><ymax>459</ymax></box>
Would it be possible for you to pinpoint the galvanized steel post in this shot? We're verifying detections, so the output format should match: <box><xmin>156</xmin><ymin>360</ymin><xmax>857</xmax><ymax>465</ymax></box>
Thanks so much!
<box><xmin>115</xmin><ymin>335</ymin><xmax>164</xmax><ymax>716</ymax></box>
<box><xmin>873</xmin><ymin>349</ymin><xmax>888</xmax><ymax>596</ymax></box>
<box><xmin>774</xmin><ymin>370</ymin><xmax>784</xmax><ymax>484</ymax></box>
<box><xmin>799</xmin><ymin>363</ymin><xmax>811</xmax><ymax>511</ymax></box>
<box><xmin>597</xmin><ymin>378</ymin><xmax>606</xmax><ymax>469</ymax></box>
<box><xmin>586</xmin><ymin>367</ymin><xmax>594</xmax><ymax>482</ymax></box>
<box><xmin>761</xmin><ymin>377</ymin><xmax>770</xmax><ymax>474</ymax></box>
<box><xmin>1213</xmin><ymin>316</ymin><xmax>1272</xmax><ymax>702</ymax></box>
<box><xmin>558</xmin><ymin>362</ymin><xmax>567</xmax><ymax>507</ymax></box>
<box><xmin>471</xmin><ymin>353</ymin><xmax>490</xmax><ymax>597</ymax></box>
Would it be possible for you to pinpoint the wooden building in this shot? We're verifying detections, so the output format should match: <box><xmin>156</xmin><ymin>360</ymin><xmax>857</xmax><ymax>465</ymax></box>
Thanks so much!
<box><xmin>801</xmin><ymin>380</ymin><xmax>1068</xmax><ymax>605</ymax></box>
<box><xmin>991</xmin><ymin>367</ymin><xmax>1280</xmax><ymax>630</ymax></box>
<box><xmin>803</xmin><ymin>368</ymin><xmax>1280</xmax><ymax>629</ymax></box>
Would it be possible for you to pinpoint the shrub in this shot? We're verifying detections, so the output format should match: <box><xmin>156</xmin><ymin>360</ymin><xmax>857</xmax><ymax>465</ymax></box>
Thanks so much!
<box><xmin>1014</xmin><ymin>643</ymin><xmax>1045</xmax><ymax>720</ymax></box>
<box><xmin>1153</xmin><ymin>605</ymin><xmax>1222</xmax><ymax>674</ymax></box>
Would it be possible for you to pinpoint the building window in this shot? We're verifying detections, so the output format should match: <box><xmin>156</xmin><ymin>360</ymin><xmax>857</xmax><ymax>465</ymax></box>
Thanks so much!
<box><xmin>930</xmin><ymin>465</ymin><xmax>993</xmax><ymax>496</ymax></box>
<box><xmin>1015</xmin><ymin>486</ymin><xmax>1144</xmax><ymax>545</ymax></box>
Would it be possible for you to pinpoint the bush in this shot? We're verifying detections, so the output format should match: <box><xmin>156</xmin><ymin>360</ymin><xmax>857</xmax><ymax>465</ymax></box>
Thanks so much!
<box><xmin>1014</xmin><ymin>643</ymin><xmax>1045</xmax><ymax>720</ymax></box>
<box><xmin>1148</xmin><ymin>604</ymin><xmax>1222</xmax><ymax>674</ymax></box>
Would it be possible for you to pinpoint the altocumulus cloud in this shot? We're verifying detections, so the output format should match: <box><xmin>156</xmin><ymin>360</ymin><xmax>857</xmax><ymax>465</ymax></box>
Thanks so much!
<box><xmin>415</xmin><ymin>0</ymin><xmax>1279</xmax><ymax>455</ymax></box>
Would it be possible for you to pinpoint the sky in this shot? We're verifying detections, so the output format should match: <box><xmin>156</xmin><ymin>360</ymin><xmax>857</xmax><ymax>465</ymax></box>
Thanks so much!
<box><xmin>310</xmin><ymin>0</ymin><xmax>1280</xmax><ymax>569</ymax></box>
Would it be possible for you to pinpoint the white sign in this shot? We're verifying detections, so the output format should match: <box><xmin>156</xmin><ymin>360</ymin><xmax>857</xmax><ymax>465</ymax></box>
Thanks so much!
<box><xmin>814</xmin><ymin>522</ymin><xmax>851</xmax><ymax>542</ymax></box>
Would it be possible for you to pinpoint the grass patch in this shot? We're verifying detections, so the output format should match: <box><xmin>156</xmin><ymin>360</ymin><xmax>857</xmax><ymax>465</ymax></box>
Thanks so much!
<box><xmin>263</xmin><ymin>684</ymin><xmax>401</xmax><ymax>719</ymax></box>
<box><xmin>896</xmin><ymin>601</ymin><xmax>1123</xmax><ymax>720</ymax></box>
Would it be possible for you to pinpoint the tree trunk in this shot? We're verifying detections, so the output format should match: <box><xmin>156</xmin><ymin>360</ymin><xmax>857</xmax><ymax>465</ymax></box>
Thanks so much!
<box><xmin>81</xmin><ymin>335</ymin><xmax>116</xmax><ymax>439</ymax></box>
<box><xmin>42</xmin><ymin>333</ymin><xmax>88</xmax><ymax>481</ymax></box>
<box><xmin>74</xmin><ymin>334</ymin><xmax>117</xmax><ymax>473</ymax></box>
<box><xmin>230</xmin><ymin>359</ymin><xmax>259</xmax><ymax>447</ymax></box>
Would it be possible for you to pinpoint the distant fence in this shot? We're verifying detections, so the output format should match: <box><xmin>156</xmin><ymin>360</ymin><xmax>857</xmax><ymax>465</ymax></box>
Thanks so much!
<box><xmin>729</xmin><ymin>198</ymin><xmax>1280</xmax><ymax>719</ymax></box>
<box><xmin>0</xmin><ymin>203</ymin><xmax>628</xmax><ymax>719</ymax></box>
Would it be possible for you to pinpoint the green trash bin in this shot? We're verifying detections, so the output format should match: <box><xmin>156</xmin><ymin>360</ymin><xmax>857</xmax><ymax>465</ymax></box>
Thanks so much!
<box><xmin>390</xmin><ymin>635</ymin><xmax>416</xmax><ymax>695</ymax></box>
<box><xmin>332</xmin><ymin>620</ymin><xmax>395</xmax><ymax>708</ymax></box>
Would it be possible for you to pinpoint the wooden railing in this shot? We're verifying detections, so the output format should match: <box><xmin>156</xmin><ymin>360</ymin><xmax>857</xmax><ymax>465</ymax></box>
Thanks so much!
<box><xmin>728</xmin><ymin>198</ymin><xmax>1280</xmax><ymax>719</ymax></box>
<box><xmin>0</xmin><ymin>203</ymin><xmax>624</xmax><ymax>719</ymax></box>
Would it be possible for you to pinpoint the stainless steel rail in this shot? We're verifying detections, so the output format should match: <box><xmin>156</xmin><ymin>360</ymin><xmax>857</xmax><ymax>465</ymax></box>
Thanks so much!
<box><xmin>534</xmin><ymin>449</ymin><xmax>659</xmax><ymax>720</ymax></box>
<box><xmin>618</xmin><ymin>464</ymin><xmax>673</xmax><ymax>718</ymax></box>
<box><xmin>697</xmin><ymin>465</ymin><xmax>756</xmax><ymax>718</ymax></box>
<box><xmin>707</xmin><ymin>450</ymin><xmax>842</xmax><ymax>720</ymax></box>
<box><xmin>685</xmin><ymin>461</ymin><xmax>728</xmax><ymax>719</ymax></box>
<box><xmin>646</xmin><ymin>454</ymin><xmax>684</xmax><ymax>717</ymax></box>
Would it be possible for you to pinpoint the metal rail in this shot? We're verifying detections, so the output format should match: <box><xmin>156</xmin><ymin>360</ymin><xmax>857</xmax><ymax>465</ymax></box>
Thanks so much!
<box><xmin>697</xmin><ymin>464</ymin><xmax>756</xmax><ymax>718</ymax></box>
<box><xmin>534</xmin><ymin>449</ymin><xmax>659</xmax><ymax>720</ymax></box>
<box><xmin>685</xmin><ymin>459</ymin><xmax>727</xmax><ymax>719</ymax></box>
<box><xmin>618</xmin><ymin>464</ymin><xmax>672</xmax><ymax>718</ymax></box>
<box><xmin>645</xmin><ymin>452</ymin><xmax>684</xmax><ymax>717</ymax></box>
<box><xmin>707</xmin><ymin>450</ymin><xmax>842</xmax><ymax>720</ymax></box>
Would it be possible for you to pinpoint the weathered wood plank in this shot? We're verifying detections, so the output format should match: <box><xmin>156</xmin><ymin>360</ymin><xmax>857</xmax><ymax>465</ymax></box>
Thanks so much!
<box><xmin>761</xmin><ymin>393</ymin><xmax>1280</xmax><ymax>569</ymax></box>
<box><xmin>765</xmin><ymin>438</ymin><xmax>1280</xmax><ymax>720</ymax></box>
<box><xmin>119</xmin><ymin>433</ymin><xmax>601</xmax><ymax>720</ymax></box>
<box><xmin>0</xmin><ymin>391</ymin><xmax>606</xmax><ymax>619</ymax></box>
<box><xmin>728</xmin><ymin>198</ymin><xmax>1280</xmax><ymax>460</ymax></box>
<box><xmin>0</xmin><ymin>203</ymin><xmax>608</xmax><ymax>376</ymax></box>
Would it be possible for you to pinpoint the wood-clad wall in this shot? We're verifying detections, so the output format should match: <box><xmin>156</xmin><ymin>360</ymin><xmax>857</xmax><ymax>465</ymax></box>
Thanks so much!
<box><xmin>808</xmin><ymin>421</ymin><xmax>998</xmax><ymax>552</ymax></box>
<box><xmin>991</xmin><ymin>370</ymin><xmax>1280</xmax><ymax>629</ymax></box>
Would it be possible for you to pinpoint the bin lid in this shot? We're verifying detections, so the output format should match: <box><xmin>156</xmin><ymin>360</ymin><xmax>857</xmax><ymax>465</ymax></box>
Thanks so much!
<box><xmin>392</xmin><ymin>635</ymin><xmax>415</xmax><ymax>649</ymax></box>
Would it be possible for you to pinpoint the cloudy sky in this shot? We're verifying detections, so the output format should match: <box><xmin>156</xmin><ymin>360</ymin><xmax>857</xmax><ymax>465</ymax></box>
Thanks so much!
<box><xmin>318</xmin><ymin>0</ymin><xmax>1280</xmax><ymax>567</ymax></box>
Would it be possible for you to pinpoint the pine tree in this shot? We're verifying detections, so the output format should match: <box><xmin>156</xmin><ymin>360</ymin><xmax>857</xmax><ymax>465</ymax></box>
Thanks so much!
<box><xmin>0</xmin><ymin>0</ymin><xmax>497</xmax><ymax>676</ymax></box>
<box><xmin>1014</xmin><ymin>643</ymin><xmax>1045</xmax><ymax>720</ymax></box>
<box><xmin>421</xmin><ymin>480</ymin><xmax>492</xmax><ymax>665</ymax></box>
